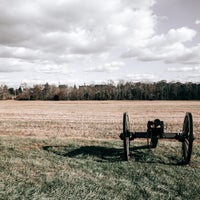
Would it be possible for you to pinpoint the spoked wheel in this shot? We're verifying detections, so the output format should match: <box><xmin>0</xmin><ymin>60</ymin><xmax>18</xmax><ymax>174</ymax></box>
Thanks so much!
<box><xmin>181</xmin><ymin>112</ymin><xmax>194</xmax><ymax>164</ymax></box>
<box><xmin>123</xmin><ymin>112</ymin><xmax>130</xmax><ymax>161</ymax></box>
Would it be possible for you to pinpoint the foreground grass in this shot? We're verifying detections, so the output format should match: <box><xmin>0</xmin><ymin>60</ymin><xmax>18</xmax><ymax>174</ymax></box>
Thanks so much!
<box><xmin>0</xmin><ymin>136</ymin><xmax>200</xmax><ymax>200</ymax></box>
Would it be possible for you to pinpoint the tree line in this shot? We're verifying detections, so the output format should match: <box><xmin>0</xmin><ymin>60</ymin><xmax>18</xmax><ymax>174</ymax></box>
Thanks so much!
<box><xmin>1</xmin><ymin>81</ymin><xmax>200</xmax><ymax>100</ymax></box>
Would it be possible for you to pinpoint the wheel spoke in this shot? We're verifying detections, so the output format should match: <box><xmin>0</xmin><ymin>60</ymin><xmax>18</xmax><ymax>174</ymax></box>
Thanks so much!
<box><xmin>185</xmin><ymin>139</ymin><xmax>189</xmax><ymax>145</ymax></box>
<box><xmin>182</xmin><ymin>143</ymin><xmax>187</xmax><ymax>159</ymax></box>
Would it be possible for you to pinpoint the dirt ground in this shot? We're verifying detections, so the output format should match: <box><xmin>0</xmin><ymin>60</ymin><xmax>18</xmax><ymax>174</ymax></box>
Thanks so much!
<box><xmin>0</xmin><ymin>100</ymin><xmax>199</xmax><ymax>140</ymax></box>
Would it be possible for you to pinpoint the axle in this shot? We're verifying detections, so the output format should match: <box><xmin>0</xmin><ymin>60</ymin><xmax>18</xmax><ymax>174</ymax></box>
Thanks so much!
<box><xmin>120</xmin><ymin>131</ymin><xmax>183</xmax><ymax>140</ymax></box>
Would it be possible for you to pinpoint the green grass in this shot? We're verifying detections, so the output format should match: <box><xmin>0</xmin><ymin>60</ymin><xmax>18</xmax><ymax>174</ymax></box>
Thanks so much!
<box><xmin>0</xmin><ymin>136</ymin><xmax>200</xmax><ymax>200</ymax></box>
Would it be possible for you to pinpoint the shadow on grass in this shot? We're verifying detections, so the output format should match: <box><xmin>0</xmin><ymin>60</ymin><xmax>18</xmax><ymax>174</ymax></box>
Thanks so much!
<box><xmin>43</xmin><ymin>144</ymin><xmax>183</xmax><ymax>165</ymax></box>
<box><xmin>130</xmin><ymin>145</ymin><xmax>185</xmax><ymax>166</ymax></box>
<box><xmin>43</xmin><ymin>145</ymin><xmax>124</xmax><ymax>162</ymax></box>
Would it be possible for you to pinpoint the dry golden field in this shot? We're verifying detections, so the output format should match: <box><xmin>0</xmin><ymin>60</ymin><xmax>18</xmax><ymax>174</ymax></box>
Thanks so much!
<box><xmin>0</xmin><ymin>100</ymin><xmax>199</xmax><ymax>140</ymax></box>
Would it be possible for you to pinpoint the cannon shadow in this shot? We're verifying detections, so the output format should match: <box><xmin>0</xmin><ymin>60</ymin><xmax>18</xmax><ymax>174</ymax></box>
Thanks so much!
<box><xmin>43</xmin><ymin>144</ymin><xmax>183</xmax><ymax>165</ymax></box>
<box><xmin>43</xmin><ymin>145</ymin><xmax>124</xmax><ymax>162</ymax></box>
<box><xmin>129</xmin><ymin>145</ymin><xmax>184</xmax><ymax>165</ymax></box>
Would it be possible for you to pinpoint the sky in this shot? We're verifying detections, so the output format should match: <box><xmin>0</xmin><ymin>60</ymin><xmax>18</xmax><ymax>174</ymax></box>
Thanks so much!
<box><xmin>0</xmin><ymin>0</ymin><xmax>200</xmax><ymax>87</ymax></box>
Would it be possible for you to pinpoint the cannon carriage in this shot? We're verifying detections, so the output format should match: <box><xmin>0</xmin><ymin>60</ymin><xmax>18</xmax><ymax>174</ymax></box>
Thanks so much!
<box><xmin>119</xmin><ymin>112</ymin><xmax>194</xmax><ymax>164</ymax></box>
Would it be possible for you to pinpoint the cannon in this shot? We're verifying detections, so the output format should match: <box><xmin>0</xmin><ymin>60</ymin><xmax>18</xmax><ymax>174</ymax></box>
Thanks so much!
<box><xmin>119</xmin><ymin>112</ymin><xmax>194</xmax><ymax>164</ymax></box>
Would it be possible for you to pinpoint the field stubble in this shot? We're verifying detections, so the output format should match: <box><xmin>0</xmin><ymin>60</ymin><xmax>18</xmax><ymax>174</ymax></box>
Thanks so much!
<box><xmin>0</xmin><ymin>100</ymin><xmax>199</xmax><ymax>140</ymax></box>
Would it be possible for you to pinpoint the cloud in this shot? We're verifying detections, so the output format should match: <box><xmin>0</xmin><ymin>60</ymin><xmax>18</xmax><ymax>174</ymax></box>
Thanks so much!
<box><xmin>195</xmin><ymin>20</ymin><xmax>200</xmax><ymax>25</ymax></box>
<box><xmin>85</xmin><ymin>61</ymin><xmax>124</xmax><ymax>72</ymax></box>
<box><xmin>150</xmin><ymin>27</ymin><xmax>196</xmax><ymax>45</ymax></box>
<box><xmin>37</xmin><ymin>64</ymin><xmax>73</xmax><ymax>75</ymax></box>
<box><xmin>0</xmin><ymin>0</ymin><xmax>200</xmax><ymax>85</ymax></box>
<box><xmin>122</xmin><ymin>27</ymin><xmax>200</xmax><ymax>65</ymax></box>
<box><xmin>126</xmin><ymin>73</ymin><xmax>156</xmax><ymax>82</ymax></box>
<box><xmin>167</xmin><ymin>66</ymin><xmax>200</xmax><ymax>72</ymax></box>
<box><xmin>0</xmin><ymin>58</ymin><xmax>26</xmax><ymax>72</ymax></box>
<box><xmin>167</xmin><ymin>66</ymin><xmax>200</xmax><ymax>83</ymax></box>
<box><xmin>0</xmin><ymin>0</ymin><xmax>156</xmax><ymax>66</ymax></box>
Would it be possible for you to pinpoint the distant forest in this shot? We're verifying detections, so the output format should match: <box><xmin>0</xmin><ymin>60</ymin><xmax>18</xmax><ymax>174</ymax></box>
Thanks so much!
<box><xmin>1</xmin><ymin>81</ymin><xmax>200</xmax><ymax>100</ymax></box>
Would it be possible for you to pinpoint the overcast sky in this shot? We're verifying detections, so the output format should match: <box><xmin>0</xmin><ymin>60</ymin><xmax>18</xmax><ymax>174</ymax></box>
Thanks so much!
<box><xmin>0</xmin><ymin>0</ymin><xmax>200</xmax><ymax>87</ymax></box>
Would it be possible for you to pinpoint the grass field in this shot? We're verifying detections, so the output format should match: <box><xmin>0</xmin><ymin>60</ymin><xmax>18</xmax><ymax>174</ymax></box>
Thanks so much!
<box><xmin>0</xmin><ymin>100</ymin><xmax>200</xmax><ymax>199</ymax></box>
